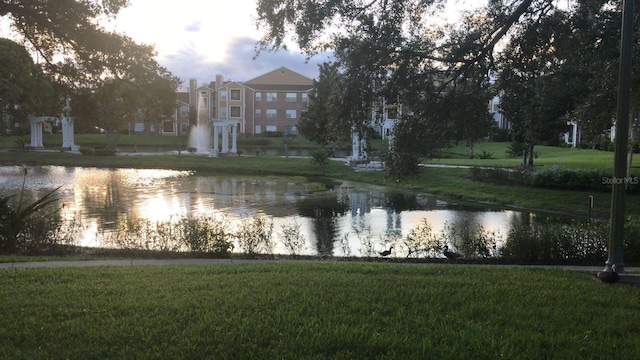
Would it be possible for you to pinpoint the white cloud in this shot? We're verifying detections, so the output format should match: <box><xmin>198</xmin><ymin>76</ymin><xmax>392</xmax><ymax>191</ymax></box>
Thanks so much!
<box><xmin>159</xmin><ymin>37</ymin><xmax>332</xmax><ymax>87</ymax></box>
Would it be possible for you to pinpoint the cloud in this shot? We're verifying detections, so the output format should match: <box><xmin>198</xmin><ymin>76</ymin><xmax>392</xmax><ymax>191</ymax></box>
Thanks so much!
<box><xmin>158</xmin><ymin>37</ymin><xmax>334</xmax><ymax>88</ymax></box>
<box><xmin>184</xmin><ymin>21</ymin><xmax>202</xmax><ymax>32</ymax></box>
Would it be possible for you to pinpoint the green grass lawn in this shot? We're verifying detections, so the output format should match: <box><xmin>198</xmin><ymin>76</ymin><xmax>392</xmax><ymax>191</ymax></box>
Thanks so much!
<box><xmin>1</xmin><ymin>263</ymin><xmax>639</xmax><ymax>359</ymax></box>
<box><xmin>436</xmin><ymin>142</ymin><xmax>638</xmax><ymax>171</ymax></box>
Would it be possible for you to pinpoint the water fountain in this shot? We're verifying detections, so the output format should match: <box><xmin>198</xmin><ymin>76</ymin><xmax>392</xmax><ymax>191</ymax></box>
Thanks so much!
<box><xmin>188</xmin><ymin>90</ymin><xmax>211</xmax><ymax>154</ymax></box>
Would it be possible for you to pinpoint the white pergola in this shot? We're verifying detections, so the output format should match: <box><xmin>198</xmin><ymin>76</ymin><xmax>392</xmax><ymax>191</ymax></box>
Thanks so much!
<box><xmin>212</xmin><ymin>120</ymin><xmax>238</xmax><ymax>156</ymax></box>
<box><xmin>29</xmin><ymin>116</ymin><xmax>78</xmax><ymax>151</ymax></box>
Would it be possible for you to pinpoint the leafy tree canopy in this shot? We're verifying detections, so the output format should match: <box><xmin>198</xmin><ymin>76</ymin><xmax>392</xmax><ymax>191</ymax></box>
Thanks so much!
<box><xmin>1</xmin><ymin>0</ymin><xmax>181</xmax><ymax>134</ymax></box>
<box><xmin>0</xmin><ymin>0</ymin><xmax>175</xmax><ymax>88</ymax></box>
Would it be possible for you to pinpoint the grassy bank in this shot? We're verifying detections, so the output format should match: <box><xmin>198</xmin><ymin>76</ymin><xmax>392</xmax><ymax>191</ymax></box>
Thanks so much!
<box><xmin>436</xmin><ymin>142</ymin><xmax>639</xmax><ymax>170</ymax></box>
<box><xmin>1</xmin><ymin>262</ymin><xmax>639</xmax><ymax>359</ymax></box>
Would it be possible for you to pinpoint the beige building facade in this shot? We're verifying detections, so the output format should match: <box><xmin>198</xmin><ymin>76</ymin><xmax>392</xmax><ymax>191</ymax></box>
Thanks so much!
<box><xmin>167</xmin><ymin>67</ymin><xmax>313</xmax><ymax>137</ymax></box>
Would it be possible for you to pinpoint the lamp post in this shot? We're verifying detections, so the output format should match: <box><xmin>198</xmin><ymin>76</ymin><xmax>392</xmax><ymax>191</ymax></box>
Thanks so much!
<box><xmin>606</xmin><ymin>0</ymin><xmax>634</xmax><ymax>274</ymax></box>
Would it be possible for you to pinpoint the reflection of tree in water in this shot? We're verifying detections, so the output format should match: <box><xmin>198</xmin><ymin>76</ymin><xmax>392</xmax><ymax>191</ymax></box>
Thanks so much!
<box><xmin>296</xmin><ymin>195</ymin><xmax>348</xmax><ymax>256</ymax></box>
<box><xmin>444</xmin><ymin>211</ymin><xmax>496</xmax><ymax>258</ymax></box>
<box><xmin>384</xmin><ymin>192</ymin><xmax>419</xmax><ymax>212</ymax></box>
<box><xmin>82</xmin><ymin>173</ymin><xmax>129</xmax><ymax>231</ymax></box>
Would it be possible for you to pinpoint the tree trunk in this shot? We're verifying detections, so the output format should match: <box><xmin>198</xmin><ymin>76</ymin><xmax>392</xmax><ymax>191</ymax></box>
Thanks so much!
<box><xmin>468</xmin><ymin>140</ymin><xmax>474</xmax><ymax>159</ymax></box>
<box><xmin>527</xmin><ymin>144</ymin><xmax>535</xmax><ymax>166</ymax></box>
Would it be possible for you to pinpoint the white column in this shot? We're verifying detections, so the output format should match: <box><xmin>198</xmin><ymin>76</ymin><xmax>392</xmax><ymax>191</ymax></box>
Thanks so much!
<box><xmin>352</xmin><ymin>131</ymin><xmax>360</xmax><ymax>161</ymax></box>
<box><xmin>222</xmin><ymin>125</ymin><xmax>229</xmax><ymax>153</ymax></box>
<box><xmin>213</xmin><ymin>124</ymin><xmax>219</xmax><ymax>152</ymax></box>
<box><xmin>61</xmin><ymin>117</ymin><xmax>78</xmax><ymax>150</ymax></box>
<box><xmin>30</xmin><ymin>118</ymin><xmax>44</xmax><ymax>148</ymax></box>
<box><xmin>572</xmin><ymin>122</ymin><xmax>578</xmax><ymax>148</ymax></box>
<box><xmin>231</xmin><ymin>123</ymin><xmax>237</xmax><ymax>153</ymax></box>
<box><xmin>351</xmin><ymin>130</ymin><xmax>367</xmax><ymax>161</ymax></box>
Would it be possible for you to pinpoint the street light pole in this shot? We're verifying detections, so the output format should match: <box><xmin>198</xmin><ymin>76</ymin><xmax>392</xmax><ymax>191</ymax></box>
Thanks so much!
<box><xmin>607</xmin><ymin>0</ymin><xmax>634</xmax><ymax>274</ymax></box>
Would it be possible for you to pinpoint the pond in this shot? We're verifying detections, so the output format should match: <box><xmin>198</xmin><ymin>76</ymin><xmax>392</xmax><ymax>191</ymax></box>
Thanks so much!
<box><xmin>0</xmin><ymin>165</ymin><xmax>562</xmax><ymax>257</ymax></box>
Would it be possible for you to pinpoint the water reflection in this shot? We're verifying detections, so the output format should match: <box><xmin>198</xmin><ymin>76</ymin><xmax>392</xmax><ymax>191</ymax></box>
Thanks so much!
<box><xmin>0</xmin><ymin>165</ymin><xmax>560</xmax><ymax>256</ymax></box>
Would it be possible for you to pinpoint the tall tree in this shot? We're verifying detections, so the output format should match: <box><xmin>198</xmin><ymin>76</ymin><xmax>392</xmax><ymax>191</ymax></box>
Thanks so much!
<box><xmin>0</xmin><ymin>38</ymin><xmax>36</xmax><ymax>133</ymax></box>
<box><xmin>298</xmin><ymin>62</ymin><xmax>352</xmax><ymax>147</ymax></box>
<box><xmin>254</xmin><ymin>0</ymin><xmax>555</xmax><ymax>176</ymax></box>
<box><xmin>1</xmin><ymin>0</ymin><xmax>180</xmax><ymax>134</ymax></box>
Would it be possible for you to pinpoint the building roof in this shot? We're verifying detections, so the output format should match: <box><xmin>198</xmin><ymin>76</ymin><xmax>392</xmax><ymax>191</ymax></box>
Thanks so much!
<box><xmin>176</xmin><ymin>92</ymin><xmax>189</xmax><ymax>104</ymax></box>
<box><xmin>245</xmin><ymin>84</ymin><xmax>313</xmax><ymax>92</ymax></box>
<box><xmin>244</xmin><ymin>67</ymin><xmax>313</xmax><ymax>87</ymax></box>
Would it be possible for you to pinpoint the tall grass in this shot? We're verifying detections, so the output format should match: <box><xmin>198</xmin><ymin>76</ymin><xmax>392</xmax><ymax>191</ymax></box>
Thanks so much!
<box><xmin>1</xmin><ymin>263</ymin><xmax>639</xmax><ymax>359</ymax></box>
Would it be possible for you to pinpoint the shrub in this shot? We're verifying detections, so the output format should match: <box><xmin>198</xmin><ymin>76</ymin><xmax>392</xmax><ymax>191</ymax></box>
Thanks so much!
<box><xmin>13</xmin><ymin>137</ymin><xmax>28</xmax><ymax>150</ymax></box>
<box><xmin>440</xmin><ymin>221</ymin><xmax>497</xmax><ymax>259</ymax></box>
<box><xmin>94</xmin><ymin>148</ymin><xmax>117</xmax><ymax>156</ymax></box>
<box><xmin>0</xmin><ymin>167</ymin><xmax>64</xmax><ymax>254</ymax></box>
<box><xmin>382</xmin><ymin>148</ymin><xmax>422</xmax><ymax>178</ymax></box>
<box><xmin>500</xmin><ymin>220</ymin><xmax>609</xmax><ymax>264</ymax></box>
<box><xmin>309</xmin><ymin>149</ymin><xmax>331</xmax><ymax>165</ymax></box>
<box><xmin>235</xmin><ymin>213</ymin><xmax>274</xmax><ymax>257</ymax></box>
<box><xmin>506</xmin><ymin>142</ymin><xmax>526</xmax><ymax>157</ymax></box>
<box><xmin>79</xmin><ymin>146</ymin><xmax>95</xmax><ymax>155</ymax></box>
<box><xmin>401</xmin><ymin>218</ymin><xmax>440</xmax><ymax>258</ymax></box>
<box><xmin>104</xmin><ymin>216</ymin><xmax>234</xmax><ymax>254</ymax></box>
<box><xmin>176</xmin><ymin>216</ymin><xmax>233</xmax><ymax>254</ymax></box>
<box><xmin>279</xmin><ymin>220</ymin><xmax>306</xmax><ymax>257</ymax></box>
<box><xmin>478</xmin><ymin>150</ymin><xmax>494</xmax><ymax>159</ymax></box>
<box><xmin>599</xmin><ymin>137</ymin><xmax>614</xmax><ymax>152</ymax></box>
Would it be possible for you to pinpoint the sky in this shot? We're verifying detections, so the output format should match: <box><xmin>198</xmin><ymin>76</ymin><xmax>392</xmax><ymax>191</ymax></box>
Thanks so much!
<box><xmin>110</xmin><ymin>0</ymin><xmax>331</xmax><ymax>88</ymax></box>
<box><xmin>110</xmin><ymin>0</ymin><xmax>483</xmax><ymax>89</ymax></box>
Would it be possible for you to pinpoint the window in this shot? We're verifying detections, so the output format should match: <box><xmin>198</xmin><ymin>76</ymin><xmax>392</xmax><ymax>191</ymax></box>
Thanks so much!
<box><xmin>266</xmin><ymin>109</ymin><xmax>277</xmax><ymax>119</ymax></box>
<box><xmin>301</xmin><ymin>93</ymin><xmax>308</xmax><ymax>103</ymax></box>
<box><xmin>230</xmin><ymin>89</ymin><xmax>241</xmax><ymax>100</ymax></box>
<box><xmin>255</xmin><ymin>109</ymin><xmax>261</xmax><ymax>118</ymax></box>
<box><xmin>266</xmin><ymin>92</ymin><xmax>277</xmax><ymax>102</ymax></box>
<box><xmin>230</xmin><ymin>106</ymin><xmax>241</xmax><ymax>118</ymax></box>
<box><xmin>387</xmin><ymin>108</ymin><xmax>398</xmax><ymax>119</ymax></box>
<box><xmin>181</xmin><ymin>123</ymin><xmax>188</xmax><ymax>133</ymax></box>
<box><xmin>219</xmin><ymin>90</ymin><xmax>227</xmax><ymax>101</ymax></box>
<box><xmin>163</xmin><ymin>121</ymin><xmax>174</xmax><ymax>133</ymax></box>
<box><xmin>180</xmin><ymin>106</ymin><xmax>189</xmax><ymax>117</ymax></box>
<box><xmin>285</xmin><ymin>126</ymin><xmax>297</xmax><ymax>136</ymax></box>
<box><xmin>285</xmin><ymin>109</ymin><xmax>297</xmax><ymax>119</ymax></box>
<box><xmin>220</xmin><ymin>108</ymin><xmax>227</xmax><ymax>119</ymax></box>
<box><xmin>286</xmin><ymin>93</ymin><xmax>297</xmax><ymax>102</ymax></box>
<box><xmin>266</xmin><ymin>125</ymin><xmax>277</xmax><ymax>132</ymax></box>
<box><xmin>255</xmin><ymin>92</ymin><xmax>262</xmax><ymax>101</ymax></box>
<box><xmin>255</xmin><ymin>125</ymin><xmax>262</xmax><ymax>134</ymax></box>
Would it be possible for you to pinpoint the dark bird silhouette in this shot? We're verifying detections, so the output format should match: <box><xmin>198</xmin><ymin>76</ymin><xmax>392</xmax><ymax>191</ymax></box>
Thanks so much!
<box><xmin>596</xmin><ymin>264</ymin><xmax>620</xmax><ymax>284</ymax></box>
<box><xmin>443</xmin><ymin>245</ymin><xmax>461</xmax><ymax>260</ymax></box>
<box><xmin>379</xmin><ymin>246</ymin><xmax>393</xmax><ymax>257</ymax></box>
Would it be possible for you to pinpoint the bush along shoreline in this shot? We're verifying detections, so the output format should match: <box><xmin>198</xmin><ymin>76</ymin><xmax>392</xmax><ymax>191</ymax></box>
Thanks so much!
<box><xmin>2</xmin><ymin>201</ymin><xmax>640</xmax><ymax>266</ymax></box>
<box><xmin>469</xmin><ymin>165</ymin><xmax>639</xmax><ymax>194</ymax></box>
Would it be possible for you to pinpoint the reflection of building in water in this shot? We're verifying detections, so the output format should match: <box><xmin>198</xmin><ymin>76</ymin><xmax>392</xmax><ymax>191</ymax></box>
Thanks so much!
<box><xmin>387</xmin><ymin>208</ymin><xmax>401</xmax><ymax>232</ymax></box>
<box><xmin>349</xmin><ymin>191</ymin><xmax>369</xmax><ymax>218</ymax></box>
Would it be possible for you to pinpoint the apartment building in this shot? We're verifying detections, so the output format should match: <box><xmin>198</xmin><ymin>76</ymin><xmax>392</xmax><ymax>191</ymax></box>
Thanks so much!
<box><xmin>164</xmin><ymin>67</ymin><xmax>313</xmax><ymax>137</ymax></box>
<box><xmin>243</xmin><ymin>67</ymin><xmax>312</xmax><ymax>136</ymax></box>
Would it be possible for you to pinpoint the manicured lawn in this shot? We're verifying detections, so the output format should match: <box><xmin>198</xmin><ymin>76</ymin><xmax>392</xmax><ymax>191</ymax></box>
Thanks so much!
<box><xmin>1</xmin><ymin>262</ymin><xmax>639</xmax><ymax>359</ymax></box>
<box><xmin>436</xmin><ymin>142</ymin><xmax>638</xmax><ymax>171</ymax></box>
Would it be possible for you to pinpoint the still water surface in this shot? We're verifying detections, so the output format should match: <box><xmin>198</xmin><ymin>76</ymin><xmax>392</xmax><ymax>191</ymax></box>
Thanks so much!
<box><xmin>0</xmin><ymin>165</ymin><xmax>554</xmax><ymax>257</ymax></box>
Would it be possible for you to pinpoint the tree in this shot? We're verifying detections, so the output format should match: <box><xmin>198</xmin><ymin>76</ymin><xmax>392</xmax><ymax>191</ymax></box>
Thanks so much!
<box><xmin>298</xmin><ymin>63</ymin><xmax>348</xmax><ymax>147</ymax></box>
<box><xmin>1</xmin><ymin>0</ymin><xmax>180</xmax><ymax>135</ymax></box>
<box><xmin>0</xmin><ymin>38</ymin><xmax>36</xmax><ymax>133</ymax></box>
<box><xmin>254</xmin><ymin>0</ymin><xmax>551</xmax><ymax>176</ymax></box>
<box><xmin>1</xmin><ymin>0</ymin><xmax>154</xmax><ymax>86</ymax></box>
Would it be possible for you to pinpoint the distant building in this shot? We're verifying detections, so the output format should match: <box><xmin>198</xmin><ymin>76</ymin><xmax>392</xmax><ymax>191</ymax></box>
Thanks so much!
<box><xmin>489</xmin><ymin>95</ymin><xmax>509</xmax><ymax>130</ymax></box>
<box><xmin>160</xmin><ymin>67</ymin><xmax>313</xmax><ymax>137</ymax></box>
